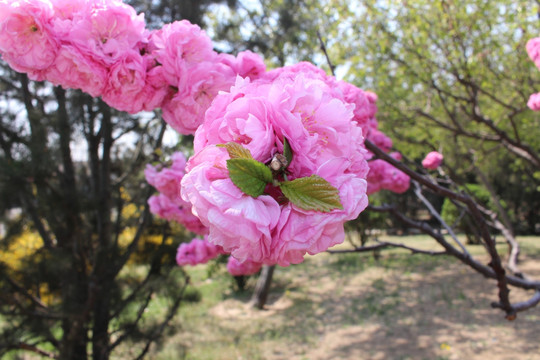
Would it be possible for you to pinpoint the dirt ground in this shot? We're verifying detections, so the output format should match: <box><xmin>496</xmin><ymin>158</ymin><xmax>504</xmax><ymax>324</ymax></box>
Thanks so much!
<box><xmin>183</xmin><ymin>245</ymin><xmax>540</xmax><ymax>360</ymax></box>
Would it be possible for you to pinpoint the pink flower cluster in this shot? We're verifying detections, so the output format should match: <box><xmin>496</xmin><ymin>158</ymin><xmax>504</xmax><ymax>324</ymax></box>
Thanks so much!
<box><xmin>0</xmin><ymin>0</ymin><xmax>265</xmax><ymax>134</ymax></box>
<box><xmin>526</xmin><ymin>38</ymin><xmax>540</xmax><ymax>111</ymax></box>
<box><xmin>367</xmin><ymin>152</ymin><xmax>410</xmax><ymax>194</ymax></box>
<box><xmin>422</xmin><ymin>151</ymin><xmax>443</xmax><ymax>170</ymax></box>
<box><xmin>0</xmin><ymin>1</ymin><xmax>415</xmax><ymax>269</ymax></box>
<box><xmin>176</xmin><ymin>236</ymin><xmax>225</xmax><ymax>266</ymax></box>
<box><xmin>336</xmin><ymin>75</ymin><xmax>409</xmax><ymax>195</ymax></box>
<box><xmin>145</xmin><ymin>152</ymin><xmax>207</xmax><ymax>235</ymax></box>
<box><xmin>181</xmin><ymin>63</ymin><xmax>370</xmax><ymax>266</ymax></box>
<box><xmin>226</xmin><ymin>257</ymin><xmax>262</xmax><ymax>276</ymax></box>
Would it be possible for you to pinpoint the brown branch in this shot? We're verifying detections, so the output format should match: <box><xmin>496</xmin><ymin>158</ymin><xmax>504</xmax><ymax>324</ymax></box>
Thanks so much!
<box><xmin>327</xmin><ymin>243</ymin><xmax>388</xmax><ymax>254</ymax></box>
<box><xmin>377</xmin><ymin>241</ymin><xmax>447</xmax><ymax>256</ymax></box>
<box><xmin>412</xmin><ymin>181</ymin><xmax>468</xmax><ymax>255</ymax></box>
<box><xmin>5</xmin><ymin>275</ymin><xmax>48</xmax><ymax>309</ymax></box>
<box><xmin>316</xmin><ymin>30</ymin><xmax>336</xmax><ymax>76</ymax></box>
<box><xmin>368</xmin><ymin>204</ymin><xmax>540</xmax><ymax>290</ymax></box>
<box><xmin>134</xmin><ymin>276</ymin><xmax>188</xmax><ymax>360</ymax></box>
<box><xmin>492</xmin><ymin>291</ymin><xmax>540</xmax><ymax>320</ymax></box>
<box><xmin>14</xmin><ymin>343</ymin><xmax>57</xmax><ymax>359</ymax></box>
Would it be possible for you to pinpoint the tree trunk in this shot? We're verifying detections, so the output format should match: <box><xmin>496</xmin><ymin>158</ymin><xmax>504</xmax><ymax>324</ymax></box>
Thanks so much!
<box><xmin>251</xmin><ymin>265</ymin><xmax>275</xmax><ymax>309</ymax></box>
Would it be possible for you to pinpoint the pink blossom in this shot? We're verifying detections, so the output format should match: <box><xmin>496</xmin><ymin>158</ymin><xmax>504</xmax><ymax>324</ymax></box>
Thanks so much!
<box><xmin>338</xmin><ymin>81</ymin><xmax>378</xmax><ymax>129</ymax></box>
<box><xmin>148</xmin><ymin>20</ymin><xmax>215</xmax><ymax>87</ymax></box>
<box><xmin>146</xmin><ymin>152</ymin><xmax>207</xmax><ymax>235</ymax></box>
<box><xmin>527</xmin><ymin>92</ymin><xmax>540</xmax><ymax>111</ymax></box>
<box><xmin>144</xmin><ymin>152</ymin><xmax>187</xmax><ymax>199</ymax></box>
<box><xmin>526</xmin><ymin>37</ymin><xmax>540</xmax><ymax>70</ymax></box>
<box><xmin>101</xmin><ymin>50</ymin><xmax>168</xmax><ymax>113</ymax></box>
<box><xmin>226</xmin><ymin>257</ymin><xmax>262</xmax><ymax>276</ymax></box>
<box><xmin>182</xmin><ymin>68</ymin><xmax>370</xmax><ymax>265</ymax></box>
<box><xmin>51</xmin><ymin>0</ymin><xmax>91</xmax><ymax>21</ymax></box>
<box><xmin>367</xmin><ymin>152</ymin><xmax>410</xmax><ymax>195</ymax></box>
<box><xmin>45</xmin><ymin>45</ymin><xmax>107</xmax><ymax>97</ymax></box>
<box><xmin>66</xmin><ymin>1</ymin><xmax>146</xmax><ymax>65</ymax></box>
<box><xmin>181</xmin><ymin>146</ymin><xmax>282</xmax><ymax>264</ymax></box>
<box><xmin>217</xmin><ymin>50</ymin><xmax>266</xmax><ymax>80</ymax></box>
<box><xmin>367</xmin><ymin>128</ymin><xmax>393</xmax><ymax>153</ymax></box>
<box><xmin>0</xmin><ymin>0</ymin><xmax>58</xmax><ymax>79</ymax></box>
<box><xmin>148</xmin><ymin>194</ymin><xmax>208</xmax><ymax>235</ymax></box>
<box><xmin>161</xmin><ymin>60</ymin><xmax>236</xmax><ymax>135</ymax></box>
<box><xmin>422</xmin><ymin>151</ymin><xmax>444</xmax><ymax>170</ymax></box>
<box><xmin>176</xmin><ymin>237</ymin><xmax>224</xmax><ymax>266</ymax></box>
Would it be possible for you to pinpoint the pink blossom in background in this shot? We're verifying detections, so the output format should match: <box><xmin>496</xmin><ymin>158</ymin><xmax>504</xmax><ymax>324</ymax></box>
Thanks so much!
<box><xmin>526</xmin><ymin>37</ymin><xmax>540</xmax><ymax>111</ymax></box>
<box><xmin>218</xmin><ymin>50</ymin><xmax>266</xmax><ymax>80</ymax></box>
<box><xmin>146</xmin><ymin>152</ymin><xmax>207</xmax><ymax>235</ymax></box>
<box><xmin>0</xmin><ymin>0</ymin><xmax>58</xmax><ymax>80</ymax></box>
<box><xmin>422</xmin><ymin>151</ymin><xmax>444</xmax><ymax>170</ymax></box>
<box><xmin>182</xmin><ymin>67</ymin><xmax>370</xmax><ymax>266</ymax></box>
<box><xmin>46</xmin><ymin>45</ymin><xmax>107</xmax><ymax>97</ymax></box>
<box><xmin>527</xmin><ymin>92</ymin><xmax>540</xmax><ymax>111</ymax></box>
<box><xmin>176</xmin><ymin>237</ymin><xmax>224</xmax><ymax>266</ymax></box>
<box><xmin>367</xmin><ymin>152</ymin><xmax>410</xmax><ymax>195</ymax></box>
<box><xmin>366</xmin><ymin>128</ymin><xmax>393</xmax><ymax>153</ymax></box>
<box><xmin>526</xmin><ymin>37</ymin><xmax>540</xmax><ymax>70</ymax></box>
<box><xmin>338</xmin><ymin>81</ymin><xmax>378</xmax><ymax>130</ymax></box>
<box><xmin>226</xmin><ymin>257</ymin><xmax>262</xmax><ymax>276</ymax></box>
<box><xmin>147</xmin><ymin>194</ymin><xmax>208</xmax><ymax>235</ymax></box>
<box><xmin>144</xmin><ymin>152</ymin><xmax>187</xmax><ymax>199</ymax></box>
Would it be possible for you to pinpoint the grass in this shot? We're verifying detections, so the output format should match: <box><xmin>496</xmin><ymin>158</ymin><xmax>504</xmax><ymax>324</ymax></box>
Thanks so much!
<box><xmin>137</xmin><ymin>234</ymin><xmax>540</xmax><ymax>360</ymax></box>
<box><xmin>4</xmin><ymin>235</ymin><xmax>540</xmax><ymax>359</ymax></box>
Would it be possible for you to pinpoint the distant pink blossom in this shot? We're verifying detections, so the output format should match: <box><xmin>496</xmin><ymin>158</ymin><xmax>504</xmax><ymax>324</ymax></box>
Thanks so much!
<box><xmin>526</xmin><ymin>37</ymin><xmax>540</xmax><ymax>70</ymax></box>
<box><xmin>217</xmin><ymin>50</ymin><xmax>266</xmax><ymax>80</ymax></box>
<box><xmin>0</xmin><ymin>0</ymin><xmax>58</xmax><ymax>80</ymax></box>
<box><xmin>145</xmin><ymin>152</ymin><xmax>187</xmax><ymax>199</ymax></box>
<box><xmin>176</xmin><ymin>237</ymin><xmax>224</xmax><ymax>266</ymax></box>
<box><xmin>338</xmin><ymin>81</ymin><xmax>378</xmax><ymax>130</ymax></box>
<box><xmin>367</xmin><ymin>128</ymin><xmax>393</xmax><ymax>153</ymax></box>
<box><xmin>367</xmin><ymin>152</ymin><xmax>410</xmax><ymax>195</ymax></box>
<box><xmin>422</xmin><ymin>151</ymin><xmax>444</xmax><ymax>170</ymax></box>
<box><xmin>527</xmin><ymin>92</ymin><xmax>540</xmax><ymax>111</ymax></box>
<box><xmin>146</xmin><ymin>152</ymin><xmax>207</xmax><ymax>235</ymax></box>
<box><xmin>226</xmin><ymin>257</ymin><xmax>262</xmax><ymax>276</ymax></box>
<box><xmin>526</xmin><ymin>37</ymin><xmax>540</xmax><ymax>111</ymax></box>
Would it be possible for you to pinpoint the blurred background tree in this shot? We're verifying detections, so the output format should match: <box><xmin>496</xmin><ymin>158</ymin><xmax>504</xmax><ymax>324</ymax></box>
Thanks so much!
<box><xmin>0</xmin><ymin>1</ymin><xmax>238</xmax><ymax>359</ymax></box>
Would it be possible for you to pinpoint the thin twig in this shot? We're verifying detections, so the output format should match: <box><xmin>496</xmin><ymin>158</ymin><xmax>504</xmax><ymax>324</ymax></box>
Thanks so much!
<box><xmin>327</xmin><ymin>243</ymin><xmax>388</xmax><ymax>254</ymax></box>
<box><xmin>412</xmin><ymin>180</ymin><xmax>469</xmax><ymax>255</ymax></box>
<box><xmin>316</xmin><ymin>30</ymin><xmax>336</xmax><ymax>76</ymax></box>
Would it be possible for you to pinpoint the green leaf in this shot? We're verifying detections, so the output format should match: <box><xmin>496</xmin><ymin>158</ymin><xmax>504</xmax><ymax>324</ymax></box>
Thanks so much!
<box><xmin>283</xmin><ymin>137</ymin><xmax>293</xmax><ymax>167</ymax></box>
<box><xmin>227</xmin><ymin>158</ymin><xmax>273</xmax><ymax>197</ymax></box>
<box><xmin>279</xmin><ymin>175</ymin><xmax>343</xmax><ymax>213</ymax></box>
<box><xmin>217</xmin><ymin>142</ymin><xmax>253</xmax><ymax>159</ymax></box>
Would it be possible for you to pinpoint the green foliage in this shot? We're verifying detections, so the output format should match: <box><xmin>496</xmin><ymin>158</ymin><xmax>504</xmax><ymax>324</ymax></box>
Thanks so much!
<box><xmin>220</xmin><ymin>141</ymin><xmax>342</xmax><ymax>211</ymax></box>
<box><xmin>336</xmin><ymin>0</ymin><xmax>540</xmax><ymax>233</ymax></box>
<box><xmin>279</xmin><ymin>175</ymin><xmax>343</xmax><ymax>212</ymax></box>
<box><xmin>217</xmin><ymin>142</ymin><xmax>254</xmax><ymax>159</ymax></box>
<box><xmin>227</xmin><ymin>158</ymin><xmax>274</xmax><ymax>197</ymax></box>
